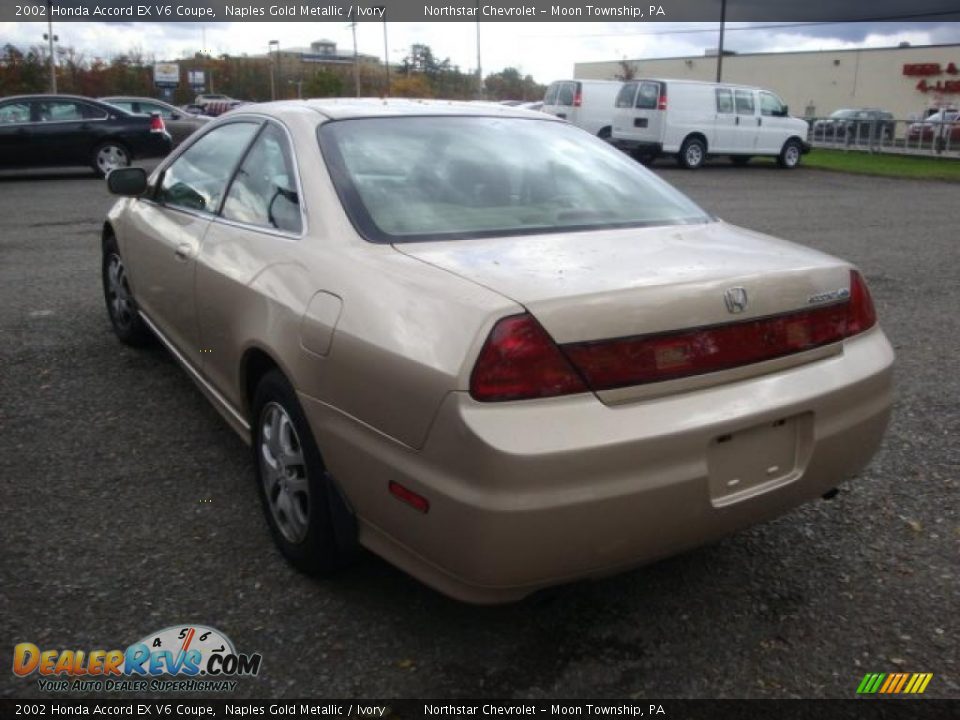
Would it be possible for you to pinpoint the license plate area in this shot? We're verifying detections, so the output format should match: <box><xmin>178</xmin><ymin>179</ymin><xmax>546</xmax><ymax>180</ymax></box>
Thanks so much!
<box><xmin>708</xmin><ymin>414</ymin><xmax>809</xmax><ymax>507</ymax></box>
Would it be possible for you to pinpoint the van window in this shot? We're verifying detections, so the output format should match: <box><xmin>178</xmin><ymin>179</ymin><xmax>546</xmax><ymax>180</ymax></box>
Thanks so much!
<box><xmin>734</xmin><ymin>90</ymin><xmax>755</xmax><ymax>115</ymax></box>
<box><xmin>544</xmin><ymin>83</ymin><xmax>559</xmax><ymax>105</ymax></box>
<box><xmin>556</xmin><ymin>82</ymin><xmax>576</xmax><ymax>107</ymax></box>
<box><xmin>760</xmin><ymin>92</ymin><xmax>785</xmax><ymax>117</ymax></box>
<box><xmin>615</xmin><ymin>83</ymin><xmax>638</xmax><ymax>108</ymax></box>
<box><xmin>635</xmin><ymin>82</ymin><xmax>661</xmax><ymax>110</ymax></box>
<box><xmin>715</xmin><ymin>89</ymin><xmax>734</xmax><ymax>114</ymax></box>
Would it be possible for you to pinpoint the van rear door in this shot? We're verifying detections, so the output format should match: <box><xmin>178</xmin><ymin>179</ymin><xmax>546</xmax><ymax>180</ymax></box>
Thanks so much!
<box><xmin>543</xmin><ymin>81</ymin><xmax>578</xmax><ymax>123</ymax></box>
<box><xmin>612</xmin><ymin>80</ymin><xmax>664</xmax><ymax>147</ymax></box>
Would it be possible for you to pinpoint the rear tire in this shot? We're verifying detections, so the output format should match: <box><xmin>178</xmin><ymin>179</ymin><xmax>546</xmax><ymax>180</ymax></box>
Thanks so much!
<box><xmin>730</xmin><ymin>155</ymin><xmax>752</xmax><ymax>166</ymax></box>
<box><xmin>597</xmin><ymin>126</ymin><xmax>612</xmax><ymax>141</ymax></box>
<box><xmin>678</xmin><ymin>137</ymin><xmax>706</xmax><ymax>169</ymax></box>
<box><xmin>777</xmin><ymin>139</ymin><xmax>803</xmax><ymax>169</ymax></box>
<box><xmin>102</xmin><ymin>235</ymin><xmax>151</xmax><ymax>347</ymax></box>
<box><xmin>252</xmin><ymin>369</ymin><xmax>356</xmax><ymax>575</ymax></box>
<box><xmin>91</xmin><ymin>141</ymin><xmax>131</xmax><ymax>177</ymax></box>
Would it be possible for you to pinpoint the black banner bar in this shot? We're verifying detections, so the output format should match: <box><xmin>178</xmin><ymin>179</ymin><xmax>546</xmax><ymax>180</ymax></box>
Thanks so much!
<box><xmin>1</xmin><ymin>699</ymin><xmax>958</xmax><ymax>719</ymax></box>
<box><xmin>4</xmin><ymin>0</ymin><xmax>960</xmax><ymax>23</ymax></box>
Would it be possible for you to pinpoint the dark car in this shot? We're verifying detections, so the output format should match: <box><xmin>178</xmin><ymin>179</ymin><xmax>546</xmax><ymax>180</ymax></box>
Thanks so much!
<box><xmin>0</xmin><ymin>95</ymin><xmax>172</xmax><ymax>175</ymax></box>
<box><xmin>100</xmin><ymin>96</ymin><xmax>211</xmax><ymax>146</ymax></box>
<box><xmin>812</xmin><ymin>108</ymin><xmax>896</xmax><ymax>142</ymax></box>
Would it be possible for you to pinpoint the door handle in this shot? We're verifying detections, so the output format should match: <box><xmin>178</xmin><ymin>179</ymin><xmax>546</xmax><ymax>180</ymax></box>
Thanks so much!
<box><xmin>758</xmin><ymin>117</ymin><xmax>762</xmax><ymax>126</ymax></box>
<box><xmin>174</xmin><ymin>243</ymin><xmax>193</xmax><ymax>261</ymax></box>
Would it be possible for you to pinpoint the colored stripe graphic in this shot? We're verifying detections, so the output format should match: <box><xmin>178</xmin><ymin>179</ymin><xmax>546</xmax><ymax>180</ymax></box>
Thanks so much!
<box><xmin>857</xmin><ymin>672</ymin><xmax>933</xmax><ymax>694</ymax></box>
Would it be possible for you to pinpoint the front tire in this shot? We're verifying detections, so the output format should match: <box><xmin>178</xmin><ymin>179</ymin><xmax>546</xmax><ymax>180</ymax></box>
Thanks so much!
<box><xmin>777</xmin><ymin>139</ymin><xmax>803</xmax><ymax>169</ymax></box>
<box><xmin>678</xmin><ymin>137</ymin><xmax>706</xmax><ymax>169</ymax></box>
<box><xmin>252</xmin><ymin>369</ymin><xmax>356</xmax><ymax>574</ymax></box>
<box><xmin>91</xmin><ymin>141</ymin><xmax>130</xmax><ymax>177</ymax></box>
<box><xmin>102</xmin><ymin>235</ymin><xmax>151</xmax><ymax>346</ymax></box>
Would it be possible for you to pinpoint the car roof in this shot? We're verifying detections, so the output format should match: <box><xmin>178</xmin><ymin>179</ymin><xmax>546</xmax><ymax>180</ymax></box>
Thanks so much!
<box><xmin>1</xmin><ymin>94</ymin><xmax>113</xmax><ymax>104</ymax></box>
<box><xmin>236</xmin><ymin>98</ymin><xmax>566</xmax><ymax>122</ymax></box>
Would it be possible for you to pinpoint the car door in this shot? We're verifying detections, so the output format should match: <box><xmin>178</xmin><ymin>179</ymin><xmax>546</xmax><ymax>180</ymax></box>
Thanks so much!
<box><xmin>195</xmin><ymin>121</ymin><xmax>306</xmax><ymax>407</ymax></box>
<box><xmin>0</xmin><ymin>99</ymin><xmax>36</xmax><ymax>168</ymax></box>
<box><xmin>32</xmin><ymin>99</ymin><xmax>108</xmax><ymax>165</ymax></box>
<box><xmin>122</xmin><ymin>120</ymin><xmax>262</xmax><ymax>368</ymax></box>
<box><xmin>712</xmin><ymin>88</ymin><xmax>739</xmax><ymax>153</ymax></box>
<box><xmin>734</xmin><ymin>89</ymin><xmax>759</xmax><ymax>152</ymax></box>
<box><xmin>757</xmin><ymin>90</ymin><xmax>791</xmax><ymax>153</ymax></box>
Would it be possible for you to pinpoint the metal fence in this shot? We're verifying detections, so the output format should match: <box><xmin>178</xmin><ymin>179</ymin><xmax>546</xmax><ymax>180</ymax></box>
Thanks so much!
<box><xmin>806</xmin><ymin>116</ymin><xmax>960</xmax><ymax>158</ymax></box>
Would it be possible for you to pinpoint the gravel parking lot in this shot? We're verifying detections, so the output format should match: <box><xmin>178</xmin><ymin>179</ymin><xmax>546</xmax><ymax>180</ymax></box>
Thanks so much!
<box><xmin>1</xmin><ymin>161</ymin><xmax>957</xmax><ymax>700</ymax></box>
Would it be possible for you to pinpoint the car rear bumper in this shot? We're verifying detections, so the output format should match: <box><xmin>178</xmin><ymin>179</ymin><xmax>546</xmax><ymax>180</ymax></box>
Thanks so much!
<box><xmin>305</xmin><ymin>327</ymin><xmax>894</xmax><ymax>603</ymax></box>
<box><xmin>128</xmin><ymin>132</ymin><xmax>173</xmax><ymax>159</ymax></box>
<box><xmin>612</xmin><ymin>138</ymin><xmax>663</xmax><ymax>155</ymax></box>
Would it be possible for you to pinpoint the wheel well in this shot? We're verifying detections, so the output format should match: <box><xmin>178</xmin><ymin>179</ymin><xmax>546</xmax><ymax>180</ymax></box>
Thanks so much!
<box><xmin>682</xmin><ymin>132</ymin><xmax>708</xmax><ymax>151</ymax></box>
<box><xmin>92</xmin><ymin>137</ymin><xmax>132</xmax><ymax>159</ymax></box>
<box><xmin>784</xmin><ymin>135</ymin><xmax>804</xmax><ymax>149</ymax></box>
<box><xmin>242</xmin><ymin>348</ymin><xmax>280</xmax><ymax>419</ymax></box>
<box><xmin>101</xmin><ymin>222</ymin><xmax>115</xmax><ymax>251</ymax></box>
<box><xmin>597</xmin><ymin>126</ymin><xmax>612</xmax><ymax>138</ymax></box>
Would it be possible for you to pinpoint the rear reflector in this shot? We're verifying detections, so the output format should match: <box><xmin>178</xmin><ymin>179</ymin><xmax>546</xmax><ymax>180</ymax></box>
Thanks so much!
<box><xmin>562</xmin><ymin>270</ymin><xmax>878</xmax><ymax>391</ymax></box>
<box><xmin>149</xmin><ymin>114</ymin><xmax>165</xmax><ymax>133</ymax></box>
<box><xmin>469</xmin><ymin>314</ymin><xmax>587</xmax><ymax>402</ymax></box>
<box><xmin>388</xmin><ymin>481</ymin><xmax>430</xmax><ymax>513</ymax></box>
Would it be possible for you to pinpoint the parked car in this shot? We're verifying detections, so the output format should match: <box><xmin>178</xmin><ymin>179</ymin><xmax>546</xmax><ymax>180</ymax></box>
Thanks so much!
<box><xmin>194</xmin><ymin>93</ymin><xmax>245</xmax><ymax>117</ymax></box>
<box><xmin>542</xmin><ymin>79</ymin><xmax>623</xmax><ymax>138</ymax></box>
<box><xmin>907</xmin><ymin>109</ymin><xmax>960</xmax><ymax>143</ymax></box>
<box><xmin>101</xmin><ymin>100</ymin><xmax>893</xmax><ymax>603</ymax></box>
<box><xmin>0</xmin><ymin>94</ymin><xmax>172</xmax><ymax>175</ymax></box>
<box><xmin>101</xmin><ymin>96</ymin><xmax>211</xmax><ymax>146</ymax></box>
<box><xmin>611</xmin><ymin>79</ymin><xmax>811</xmax><ymax>169</ymax></box>
<box><xmin>812</xmin><ymin>108</ymin><xmax>896</xmax><ymax>142</ymax></box>
<box><xmin>518</xmin><ymin>101</ymin><xmax>543</xmax><ymax>112</ymax></box>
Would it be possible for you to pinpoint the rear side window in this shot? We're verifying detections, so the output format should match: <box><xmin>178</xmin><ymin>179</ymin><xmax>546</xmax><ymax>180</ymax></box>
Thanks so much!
<box><xmin>222</xmin><ymin>123</ymin><xmax>302</xmax><ymax>234</ymax></box>
<box><xmin>615</xmin><ymin>83</ymin><xmax>637</xmax><ymax>108</ymax></box>
<box><xmin>716</xmin><ymin>89</ymin><xmax>734</xmax><ymax>114</ymax></box>
<box><xmin>36</xmin><ymin>100</ymin><xmax>107</xmax><ymax>121</ymax></box>
<box><xmin>734</xmin><ymin>90</ymin><xmax>755</xmax><ymax>115</ymax></box>
<box><xmin>0</xmin><ymin>101</ymin><xmax>31</xmax><ymax>124</ymax></box>
<box><xmin>556</xmin><ymin>83</ymin><xmax>576</xmax><ymax>107</ymax></box>
<box><xmin>157</xmin><ymin>122</ymin><xmax>260</xmax><ymax>213</ymax></box>
<box><xmin>635</xmin><ymin>82</ymin><xmax>661</xmax><ymax>109</ymax></box>
<box><xmin>543</xmin><ymin>83</ymin><xmax>559</xmax><ymax>105</ymax></box>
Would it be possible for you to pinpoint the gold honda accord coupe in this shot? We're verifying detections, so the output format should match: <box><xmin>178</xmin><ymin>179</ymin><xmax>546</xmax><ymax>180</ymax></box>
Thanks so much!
<box><xmin>101</xmin><ymin>99</ymin><xmax>893</xmax><ymax>603</ymax></box>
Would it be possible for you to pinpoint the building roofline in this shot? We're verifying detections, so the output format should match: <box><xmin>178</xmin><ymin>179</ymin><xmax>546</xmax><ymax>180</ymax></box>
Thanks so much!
<box><xmin>575</xmin><ymin>41</ymin><xmax>960</xmax><ymax>67</ymax></box>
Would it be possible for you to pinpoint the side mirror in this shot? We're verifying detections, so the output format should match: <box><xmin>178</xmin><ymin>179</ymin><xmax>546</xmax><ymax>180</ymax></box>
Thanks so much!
<box><xmin>107</xmin><ymin>167</ymin><xmax>147</xmax><ymax>196</ymax></box>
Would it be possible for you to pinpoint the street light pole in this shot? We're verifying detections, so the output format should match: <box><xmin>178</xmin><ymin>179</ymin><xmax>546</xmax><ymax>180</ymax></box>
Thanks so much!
<box><xmin>475</xmin><ymin>4</ymin><xmax>482</xmax><ymax>98</ymax></box>
<box><xmin>383</xmin><ymin>21</ymin><xmax>390</xmax><ymax>96</ymax></box>
<box><xmin>268</xmin><ymin>40</ymin><xmax>279</xmax><ymax>100</ymax></box>
<box><xmin>350</xmin><ymin>22</ymin><xmax>360</xmax><ymax>97</ymax></box>
<box><xmin>45</xmin><ymin>0</ymin><xmax>57</xmax><ymax>93</ymax></box>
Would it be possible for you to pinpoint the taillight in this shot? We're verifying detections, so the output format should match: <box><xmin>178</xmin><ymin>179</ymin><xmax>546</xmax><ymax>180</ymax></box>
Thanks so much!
<box><xmin>562</xmin><ymin>269</ymin><xmax>878</xmax><ymax>391</ymax></box>
<box><xmin>573</xmin><ymin>86</ymin><xmax>583</xmax><ymax>107</ymax></box>
<box><xmin>149</xmin><ymin>113</ymin><xmax>165</xmax><ymax>133</ymax></box>
<box><xmin>847</xmin><ymin>269</ymin><xmax>877</xmax><ymax>336</ymax></box>
<box><xmin>657</xmin><ymin>85</ymin><xmax>667</xmax><ymax>110</ymax></box>
<box><xmin>470</xmin><ymin>314</ymin><xmax>587</xmax><ymax>402</ymax></box>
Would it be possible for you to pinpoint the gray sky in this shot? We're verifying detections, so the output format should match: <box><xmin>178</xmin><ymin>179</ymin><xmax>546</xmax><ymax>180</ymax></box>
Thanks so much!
<box><xmin>2</xmin><ymin>21</ymin><xmax>958</xmax><ymax>82</ymax></box>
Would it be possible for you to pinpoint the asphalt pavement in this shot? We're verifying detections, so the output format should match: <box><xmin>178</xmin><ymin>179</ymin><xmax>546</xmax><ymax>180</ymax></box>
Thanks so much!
<box><xmin>0</xmin><ymin>160</ymin><xmax>957</xmax><ymax>699</ymax></box>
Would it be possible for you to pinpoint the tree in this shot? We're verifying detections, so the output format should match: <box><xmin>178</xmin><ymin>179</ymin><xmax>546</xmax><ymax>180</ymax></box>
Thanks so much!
<box><xmin>483</xmin><ymin>67</ymin><xmax>545</xmax><ymax>101</ymax></box>
<box><xmin>303</xmin><ymin>69</ymin><xmax>344</xmax><ymax>98</ymax></box>
<box><xmin>391</xmin><ymin>74</ymin><xmax>433</xmax><ymax>98</ymax></box>
<box><xmin>615</xmin><ymin>58</ymin><xmax>637</xmax><ymax>81</ymax></box>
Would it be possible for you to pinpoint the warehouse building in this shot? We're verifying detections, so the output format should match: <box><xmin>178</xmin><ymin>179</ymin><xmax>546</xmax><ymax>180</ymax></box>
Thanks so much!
<box><xmin>574</xmin><ymin>43</ymin><xmax>960</xmax><ymax>120</ymax></box>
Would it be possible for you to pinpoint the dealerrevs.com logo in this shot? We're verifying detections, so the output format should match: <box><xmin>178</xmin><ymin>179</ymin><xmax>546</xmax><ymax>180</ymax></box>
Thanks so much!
<box><xmin>13</xmin><ymin>625</ymin><xmax>262</xmax><ymax>693</ymax></box>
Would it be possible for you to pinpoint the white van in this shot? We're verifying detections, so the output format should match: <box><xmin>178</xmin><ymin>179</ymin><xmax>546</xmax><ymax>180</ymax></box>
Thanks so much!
<box><xmin>611</xmin><ymin>79</ymin><xmax>810</xmax><ymax>169</ymax></box>
<box><xmin>542</xmin><ymin>80</ymin><xmax>623</xmax><ymax>139</ymax></box>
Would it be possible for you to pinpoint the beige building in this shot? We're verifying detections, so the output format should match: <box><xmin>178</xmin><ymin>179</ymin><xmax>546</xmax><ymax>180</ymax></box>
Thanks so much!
<box><xmin>575</xmin><ymin>43</ymin><xmax>960</xmax><ymax>120</ymax></box>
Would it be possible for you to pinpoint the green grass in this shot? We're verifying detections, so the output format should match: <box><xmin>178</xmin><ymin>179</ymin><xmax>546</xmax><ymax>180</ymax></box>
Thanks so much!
<box><xmin>799</xmin><ymin>148</ymin><xmax>960</xmax><ymax>182</ymax></box>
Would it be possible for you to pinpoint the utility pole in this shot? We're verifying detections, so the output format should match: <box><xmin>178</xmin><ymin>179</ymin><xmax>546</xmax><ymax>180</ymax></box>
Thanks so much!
<box><xmin>383</xmin><ymin>20</ymin><xmax>390</xmax><ymax>96</ymax></box>
<box><xmin>716</xmin><ymin>0</ymin><xmax>727</xmax><ymax>83</ymax></box>
<box><xmin>44</xmin><ymin>0</ymin><xmax>57</xmax><ymax>93</ymax></box>
<box><xmin>350</xmin><ymin>22</ymin><xmax>360</xmax><ymax>97</ymax></box>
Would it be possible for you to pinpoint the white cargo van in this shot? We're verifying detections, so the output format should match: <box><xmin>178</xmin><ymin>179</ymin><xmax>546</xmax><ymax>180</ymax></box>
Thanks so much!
<box><xmin>611</xmin><ymin>79</ymin><xmax>810</xmax><ymax>169</ymax></box>
<box><xmin>542</xmin><ymin>80</ymin><xmax>623</xmax><ymax>138</ymax></box>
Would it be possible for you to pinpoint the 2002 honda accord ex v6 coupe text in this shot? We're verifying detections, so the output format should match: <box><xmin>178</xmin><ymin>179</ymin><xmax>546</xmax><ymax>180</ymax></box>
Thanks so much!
<box><xmin>101</xmin><ymin>99</ymin><xmax>893</xmax><ymax>603</ymax></box>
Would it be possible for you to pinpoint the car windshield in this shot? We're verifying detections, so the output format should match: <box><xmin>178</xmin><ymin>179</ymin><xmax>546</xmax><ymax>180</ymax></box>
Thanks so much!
<box><xmin>830</xmin><ymin>109</ymin><xmax>857</xmax><ymax>118</ymax></box>
<box><xmin>318</xmin><ymin>116</ymin><xmax>710</xmax><ymax>243</ymax></box>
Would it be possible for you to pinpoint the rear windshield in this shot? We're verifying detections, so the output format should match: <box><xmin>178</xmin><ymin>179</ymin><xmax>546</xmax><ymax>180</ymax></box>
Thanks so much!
<box><xmin>318</xmin><ymin>116</ymin><xmax>710</xmax><ymax>244</ymax></box>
